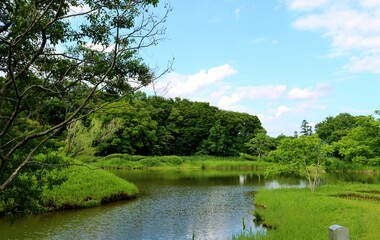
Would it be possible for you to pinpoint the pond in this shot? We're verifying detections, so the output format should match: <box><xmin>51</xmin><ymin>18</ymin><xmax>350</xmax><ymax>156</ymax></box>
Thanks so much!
<box><xmin>0</xmin><ymin>169</ymin><xmax>306</xmax><ymax>239</ymax></box>
<box><xmin>1</xmin><ymin>169</ymin><xmax>378</xmax><ymax>239</ymax></box>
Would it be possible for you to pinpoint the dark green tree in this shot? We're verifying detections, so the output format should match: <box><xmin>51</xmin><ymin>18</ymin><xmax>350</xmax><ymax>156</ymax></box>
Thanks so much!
<box><xmin>315</xmin><ymin>113</ymin><xmax>356</xmax><ymax>144</ymax></box>
<box><xmin>174</xmin><ymin>99</ymin><xmax>218</xmax><ymax>155</ymax></box>
<box><xmin>300</xmin><ymin>120</ymin><xmax>312</xmax><ymax>136</ymax></box>
<box><xmin>200</xmin><ymin>110</ymin><xmax>262</xmax><ymax>156</ymax></box>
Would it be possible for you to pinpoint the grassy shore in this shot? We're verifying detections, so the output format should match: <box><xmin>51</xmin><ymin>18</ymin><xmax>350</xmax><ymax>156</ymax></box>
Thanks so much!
<box><xmin>1</xmin><ymin>154</ymin><xmax>269</xmax><ymax>215</ymax></box>
<box><xmin>236</xmin><ymin>183</ymin><xmax>380</xmax><ymax>240</ymax></box>
<box><xmin>87</xmin><ymin>154</ymin><xmax>274</xmax><ymax>170</ymax></box>
<box><xmin>41</xmin><ymin>165</ymin><xmax>138</xmax><ymax>211</ymax></box>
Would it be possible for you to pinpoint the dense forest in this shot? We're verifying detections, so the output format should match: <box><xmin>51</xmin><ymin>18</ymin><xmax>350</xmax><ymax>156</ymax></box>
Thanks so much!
<box><xmin>65</xmin><ymin>92</ymin><xmax>380</xmax><ymax>169</ymax></box>
<box><xmin>66</xmin><ymin>92</ymin><xmax>263</xmax><ymax>157</ymax></box>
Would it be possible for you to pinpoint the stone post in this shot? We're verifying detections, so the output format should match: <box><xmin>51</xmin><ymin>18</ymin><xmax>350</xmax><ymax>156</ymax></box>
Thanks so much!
<box><xmin>328</xmin><ymin>224</ymin><xmax>349</xmax><ymax>240</ymax></box>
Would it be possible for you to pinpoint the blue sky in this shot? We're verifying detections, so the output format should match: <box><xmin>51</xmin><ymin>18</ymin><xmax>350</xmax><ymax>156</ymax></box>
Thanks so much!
<box><xmin>142</xmin><ymin>0</ymin><xmax>380</xmax><ymax>136</ymax></box>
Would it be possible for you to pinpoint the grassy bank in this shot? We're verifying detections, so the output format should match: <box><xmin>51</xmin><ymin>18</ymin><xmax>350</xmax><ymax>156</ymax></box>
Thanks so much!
<box><xmin>41</xmin><ymin>165</ymin><xmax>138</xmax><ymax>211</ymax></box>
<box><xmin>237</xmin><ymin>183</ymin><xmax>380</xmax><ymax>240</ymax></box>
<box><xmin>87</xmin><ymin>154</ymin><xmax>274</xmax><ymax>170</ymax></box>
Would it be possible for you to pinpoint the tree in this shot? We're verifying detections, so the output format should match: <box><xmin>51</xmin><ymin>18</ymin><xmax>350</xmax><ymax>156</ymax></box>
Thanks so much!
<box><xmin>333</xmin><ymin>115</ymin><xmax>380</xmax><ymax>166</ymax></box>
<box><xmin>300</xmin><ymin>119</ymin><xmax>312</xmax><ymax>136</ymax></box>
<box><xmin>0</xmin><ymin>0</ymin><xmax>170</xmax><ymax>193</ymax></box>
<box><xmin>267</xmin><ymin>135</ymin><xmax>328</xmax><ymax>193</ymax></box>
<box><xmin>315</xmin><ymin>113</ymin><xmax>356</xmax><ymax>144</ymax></box>
<box><xmin>245</xmin><ymin>130</ymin><xmax>274</xmax><ymax>161</ymax></box>
<box><xmin>66</xmin><ymin>117</ymin><xmax>124</xmax><ymax>157</ymax></box>
<box><xmin>200</xmin><ymin>110</ymin><xmax>262</xmax><ymax>156</ymax></box>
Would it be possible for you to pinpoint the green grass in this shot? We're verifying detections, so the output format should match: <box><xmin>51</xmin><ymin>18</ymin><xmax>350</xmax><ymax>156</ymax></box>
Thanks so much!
<box><xmin>89</xmin><ymin>154</ymin><xmax>274</xmax><ymax>170</ymax></box>
<box><xmin>238</xmin><ymin>183</ymin><xmax>380</xmax><ymax>240</ymax></box>
<box><xmin>41</xmin><ymin>165</ymin><xmax>138</xmax><ymax>210</ymax></box>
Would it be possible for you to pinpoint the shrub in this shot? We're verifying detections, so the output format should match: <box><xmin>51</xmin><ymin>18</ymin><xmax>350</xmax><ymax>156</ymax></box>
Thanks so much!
<box><xmin>139</xmin><ymin>158</ymin><xmax>161</xmax><ymax>167</ymax></box>
<box><xmin>103</xmin><ymin>153</ymin><xmax>130</xmax><ymax>161</ymax></box>
<box><xmin>352</xmin><ymin>156</ymin><xmax>380</xmax><ymax>167</ymax></box>
<box><xmin>239</xmin><ymin>153</ymin><xmax>257</xmax><ymax>161</ymax></box>
<box><xmin>157</xmin><ymin>156</ymin><xmax>184</xmax><ymax>166</ymax></box>
<box><xmin>131</xmin><ymin>155</ymin><xmax>146</xmax><ymax>161</ymax></box>
<box><xmin>325</xmin><ymin>158</ymin><xmax>347</xmax><ymax>172</ymax></box>
<box><xmin>367</xmin><ymin>157</ymin><xmax>380</xmax><ymax>167</ymax></box>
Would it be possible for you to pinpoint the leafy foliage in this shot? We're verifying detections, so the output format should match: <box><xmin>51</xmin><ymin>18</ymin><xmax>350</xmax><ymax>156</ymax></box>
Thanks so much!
<box><xmin>267</xmin><ymin>135</ymin><xmax>327</xmax><ymax>192</ymax></box>
<box><xmin>315</xmin><ymin>113</ymin><xmax>357</xmax><ymax>144</ymax></box>
<box><xmin>245</xmin><ymin>130</ymin><xmax>275</xmax><ymax>161</ymax></box>
<box><xmin>0</xmin><ymin>152</ymin><xmax>68</xmax><ymax>216</ymax></box>
<box><xmin>76</xmin><ymin>94</ymin><xmax>264</xmax><ymax>157</ymax></box>
<box><xmin>332</xmin><ymin>115</ymin><xmax>380</xmax><ymax>166</ymax></box>
<box><xmin>0</xmin><ymin>0</ymin><xmax>170</xmax><ymax>214</ymax></box>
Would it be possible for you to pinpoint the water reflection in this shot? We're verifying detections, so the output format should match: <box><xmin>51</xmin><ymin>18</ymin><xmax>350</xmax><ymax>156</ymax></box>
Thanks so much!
<box><xmin>0</xmin><ymin>170</ymin><xmax>307</xmax><ymax>239</ymax></box>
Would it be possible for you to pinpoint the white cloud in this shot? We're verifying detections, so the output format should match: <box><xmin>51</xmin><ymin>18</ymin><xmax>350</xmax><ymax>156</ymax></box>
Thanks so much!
<box><xmin>235</xmin><ymin>8</ymin><xmax>241</xmax><ymax>19</ymax></box>
<box><xmin>68</xmin><ymin>4</ymin><xmax>92</xmax><ymax>15</ymax></box>
<box><xmin>159</xmin><ymin>64</ymin><xmax>237</xmax><ymax>98</ymax></box>
<box><xmin>271</xmin><ymin>39</ymin><xmax>279</xmax><ymax>44</ymax></box>
<box><xmin>218</xmin><ymin>94</ymin><xmax>241</xmax><ymax>108</ymax></box>
<box><xmin>217</xmin><ymin>85</ymin><xmax>287</xmax><ymax>110</ymax></box>
<box><xmin>242</xmin><ymin>85</ymin><xmax>287</xmax><ymax>99</ymax></box>
<box><xmin>84</xmin><ymin>42</ymin><xmax>114</xmax><ymax>52</ymax></box>
<box><xmin>288</xmin><ymin>0</ymin><xmax>330</xmax><ymax>11</ymax></box>
<box><xmin>257</xmin><ymin>114</ymin><xmax>265</xmax><ymax>123</ymax></box>
<box><xmin>345</xmin><ymin>55</ymin><xmax>380</xmax><ymax>73</ymax></box>
<box><xmin>294</xmin><ymin>10</ymin><xmax>380</xmax><ymax>42</ymax></box>
<box><xmin>361</xmin><ymin>0</ymin><xmax>380</xmax><ymax>8</ymax></box>
<box><xmin>290</xmin><ymin>1</ymin><xmax>380</xmax><ymax>74</ymax></box>
<box><xmin>288</xmin><ymin>84</ymin><xmax>332</xmax><ymax>99</ymax></box>
<box><xmin>297</xmin><ymin>102</ymin><xmax>328</xmax><ymax>111</ymax></box>
<box><xmin>275</xmin><ymin>105</ymin><xmax>291</xmax><ymax>118</ymax></box>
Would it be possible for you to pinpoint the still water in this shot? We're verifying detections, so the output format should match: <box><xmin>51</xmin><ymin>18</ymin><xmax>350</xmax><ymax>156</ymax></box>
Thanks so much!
<box><xmin>0</xmin><ymin>169</ymin><xmax>316</xmax><ymax>239</ymax></box>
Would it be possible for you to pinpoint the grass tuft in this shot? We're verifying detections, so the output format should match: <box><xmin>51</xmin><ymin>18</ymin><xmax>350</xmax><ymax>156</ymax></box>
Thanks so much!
<box><xmin>41</xmin><ymin>165</ymin><xmax>138</xmax><ymax>211</ymax></box>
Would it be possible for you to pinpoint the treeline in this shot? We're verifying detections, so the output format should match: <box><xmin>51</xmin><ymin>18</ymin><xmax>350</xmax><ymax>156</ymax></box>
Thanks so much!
<box><xmin>254</xmin><ymin>112</ymin><xmax>380</xmax><ymax>169</ymax></box>
<box><xmin>68</xmin><ymin>92</ymin><xmax>380</xmax><ymax>168</ymax></box>
<box><xmin>66</xmin><ymin>92</ymin><xmax>263</xmax><ymax>157</ymax></box>
<box><xmin>315</xmin><ymin>112</ymin><xmax>380</xmax><ymax>167</ymax></box>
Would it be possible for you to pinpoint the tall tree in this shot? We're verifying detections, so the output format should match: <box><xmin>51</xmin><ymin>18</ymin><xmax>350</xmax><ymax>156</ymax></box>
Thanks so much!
<box><xmin>0</xmin><ymin>0</ymin><xmax>170</xmax><ymax>192</ymax></box>
<box><xmin>300</xmin><ymin>119</ymin><xmax>312</xmax><ymax>136</ymax></box>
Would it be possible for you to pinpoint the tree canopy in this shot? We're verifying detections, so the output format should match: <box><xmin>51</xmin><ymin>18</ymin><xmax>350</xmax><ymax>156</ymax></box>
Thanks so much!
<box><xmin>67</xmin><ymin>94</ymin><xmax>264</xmax><ymax>157</ymax></box>
<box><xmin>0</xmin><ymin>0</ymin><xmax>170</xmax><ymax>193</ymax></box>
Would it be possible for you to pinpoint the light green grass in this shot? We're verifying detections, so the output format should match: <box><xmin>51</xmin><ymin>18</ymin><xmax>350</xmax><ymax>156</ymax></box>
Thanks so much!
<box><xmin>42</xmin><ymin>165</ymin><xmax>138</xmax><ymax>210</ymax></box>
<box><xmin>89</xmin><ymin>154</ymin><xmax>274</xmax><ymax>170</ymax></box>
<box><xmin>238</xmin><ymin>183</ymin><xmax>380</xmax><ymax>240</ymax></box>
